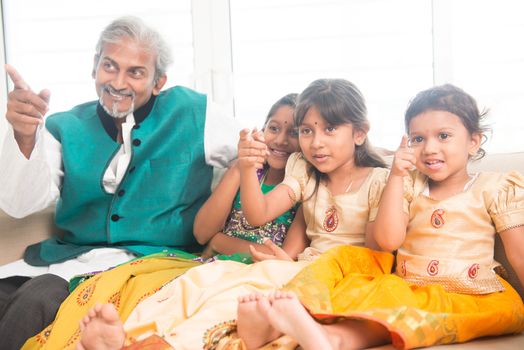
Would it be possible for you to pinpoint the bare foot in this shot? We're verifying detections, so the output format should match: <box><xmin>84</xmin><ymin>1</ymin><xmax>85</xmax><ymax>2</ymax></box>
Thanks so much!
<box><xmin>237</xmin><ymin>293</ymin><xmax>281</xmax><ymax>350</ymax></box>
<box><xmin>262</xmin><ymin>291</ymin><xmax>334</xmax><ymax>350</ymax></box>
<box><xmin>76</xmin><ymin>303</ymin><xmax>125</xmax><ymax>350</ymax></box>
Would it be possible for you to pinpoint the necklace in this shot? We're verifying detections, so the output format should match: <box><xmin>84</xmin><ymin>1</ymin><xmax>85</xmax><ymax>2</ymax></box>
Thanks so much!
<box><xmin>344</xmin><ymin>180</ymin><xmax>354</xmax><ymax>193</ymax></box>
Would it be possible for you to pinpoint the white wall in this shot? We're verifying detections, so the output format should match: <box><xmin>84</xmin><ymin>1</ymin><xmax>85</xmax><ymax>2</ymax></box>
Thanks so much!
<box><xmin>1</xmin><ymin>0</ymin><xmax>524</xmax><ymax>153</ymax></box>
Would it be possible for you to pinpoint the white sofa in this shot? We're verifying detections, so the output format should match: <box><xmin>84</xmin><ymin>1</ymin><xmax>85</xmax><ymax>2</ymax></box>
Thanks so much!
<box><xmin>1</xmin><ymin>152</ymin><xmax>523</xmax><ymax>349</ymax></box>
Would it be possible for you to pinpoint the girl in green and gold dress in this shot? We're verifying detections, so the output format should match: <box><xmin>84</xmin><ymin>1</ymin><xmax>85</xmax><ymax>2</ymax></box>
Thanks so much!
<box><xmin>194</xmin><ymin>93</ymin><xmax>300</xmax><ymax>259</ymax></box>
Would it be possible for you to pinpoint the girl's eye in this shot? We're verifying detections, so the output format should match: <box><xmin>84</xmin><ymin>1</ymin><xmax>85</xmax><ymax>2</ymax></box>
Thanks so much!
<box><xmin>289</xmin><ymin>128</ymin><xmax>299</xmax><ymax>138</ymax></box>
<box><xmin>299</xmin><ymin>127</ymin><xmax>312</xmax><ymax>135</ymax></box>
<box><xmin>267</xmin><ymin>125</ymin><xmax>279</xmax><ymax>133</ymax></box>
<box><xmin>410</xmin><ymin>136</ymin><xmax>424</xmax><ymax>144</ymax></box>
<box><xmin>438</xmin><ymin>133</ymin><xmax>450</xmax><ymax>140</ymax></box>
<box><xmin>326</xmin><ymin>126</ymin><xmax>336</xmax><ymax>133</ymax></box>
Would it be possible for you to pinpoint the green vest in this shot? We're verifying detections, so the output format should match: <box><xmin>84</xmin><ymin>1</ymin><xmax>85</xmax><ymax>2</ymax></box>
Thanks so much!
<box><xmin>25</xmin><ymin>86</ymin><xmax>212</xmax><ymax>265</ymax></box>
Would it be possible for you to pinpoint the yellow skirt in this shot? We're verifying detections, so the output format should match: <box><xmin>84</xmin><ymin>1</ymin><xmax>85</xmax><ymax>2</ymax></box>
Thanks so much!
<box><xmin>285</xmin><ymin>245</ymin><xmax>524</xmax><ymax>349</ymax></box>
<box><xmin>22</xmin><ymin>255</ymin><xmax>201</xmax><ymax>350</ymax></box>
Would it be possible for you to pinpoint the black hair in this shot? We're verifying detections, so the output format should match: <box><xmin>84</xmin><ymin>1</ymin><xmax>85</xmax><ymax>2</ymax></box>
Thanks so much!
<box><xmin>263</xmin><ymin>93</ymin><xmax>298</xmax><ymax>127</ymax></box>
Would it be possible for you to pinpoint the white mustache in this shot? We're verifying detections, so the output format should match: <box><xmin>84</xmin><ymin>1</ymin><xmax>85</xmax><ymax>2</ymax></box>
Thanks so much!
<box><xmin>103</xmin><ymin>85</ymin><xmax>135</xmax><ymax>98</ymax></box>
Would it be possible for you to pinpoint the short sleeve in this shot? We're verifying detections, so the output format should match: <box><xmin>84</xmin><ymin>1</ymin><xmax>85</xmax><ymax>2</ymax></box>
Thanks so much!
<box><xmin>280</xmin><ymin>152</ymin><xmax>310</xmax><ymax>204</ymax></box>
<box><xmin>367</xmin><ymin>168</ymin><xmax>389</xmax><ymax>221</ymax></box>
<box><xmin>488</xmin><ymin>171</ymin><xmax>524</xmax><ymax>232</ymax></box>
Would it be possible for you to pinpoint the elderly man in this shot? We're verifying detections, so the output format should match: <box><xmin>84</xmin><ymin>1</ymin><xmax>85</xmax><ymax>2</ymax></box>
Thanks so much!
<box><xmin>0</xmin><ymin>16</ymin><xmax>239</xmax><ymax>349</ymax></box>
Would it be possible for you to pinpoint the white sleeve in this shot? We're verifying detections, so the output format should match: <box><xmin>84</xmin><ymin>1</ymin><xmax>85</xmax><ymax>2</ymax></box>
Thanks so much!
<box><xmin>204</xmin><ymin>98</ymin><xmax>244</xmax><ymax>168</ymax></box>
<box><xmin>0</xmin><ymin>124</ymin><xmax>62</xmax><ymax>218</ymax></box>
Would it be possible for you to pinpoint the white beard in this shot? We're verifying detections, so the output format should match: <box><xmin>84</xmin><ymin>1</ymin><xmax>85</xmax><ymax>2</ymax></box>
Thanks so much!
<box><xmin>99</xmin><ymin>85</ymin><xmax>136</xmax><ymax>119</ymax></box>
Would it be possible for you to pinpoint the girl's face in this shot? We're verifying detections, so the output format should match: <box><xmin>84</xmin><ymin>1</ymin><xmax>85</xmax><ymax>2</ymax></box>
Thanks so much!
<box><xmin>263</xmin><ymin>105</ymin><xmax>299</xmax><ymax>170</ymax></box>
<box><xmin>408</xmin><ymin>110</ymin><xmax>481</xmax><ymax>184</ymax></box>
<box><xmin>298</xmin><ymin>106</ymin><xmax>366</xmax><ymax>177</ymax></box>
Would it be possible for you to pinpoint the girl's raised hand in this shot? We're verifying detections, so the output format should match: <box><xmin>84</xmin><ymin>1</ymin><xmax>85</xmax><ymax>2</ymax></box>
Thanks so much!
<box><xmin>238</xmin><ymin>128</ymin><xmax>268</xmax><ymax>170</ymax></box>
<box><xmin>249</xmin><ymin>239</ymin><xmax>293</xmax><ymax>262</ymax></box>
<box><xmin>391</xmin><ymin>135</ymin><xmax>416</xmax><ymax>177</ymax></box>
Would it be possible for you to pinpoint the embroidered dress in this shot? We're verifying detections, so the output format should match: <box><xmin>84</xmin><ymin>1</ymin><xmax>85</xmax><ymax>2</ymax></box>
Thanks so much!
<box><xmin>280</xmin><ymin>153</ymin><xmax>389</xmax><ymax>260</ymax></box>
<box><xmin>223</xmin><ymin>168</ymin><xmax>296</xmax><ymax>246</ymax></box>
<box><xmin>268</xmin><ymin>170</ymin><xmax>524</xmax><ymax>350</ymax></box>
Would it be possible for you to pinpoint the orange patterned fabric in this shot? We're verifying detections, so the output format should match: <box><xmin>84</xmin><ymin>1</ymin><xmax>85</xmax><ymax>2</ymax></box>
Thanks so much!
<box><xmin>285</xmin><ymin>245</ymin><xmax>524</xmax><ymax>349</ymax></box>
<box><xmin>22</xmin><ymin>256</ymin><xmax>201</xmax><ymax>350</ymax></box>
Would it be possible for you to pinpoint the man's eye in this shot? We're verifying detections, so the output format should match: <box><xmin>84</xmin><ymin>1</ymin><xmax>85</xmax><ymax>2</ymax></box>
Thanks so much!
<box><xmin>130</xmin><ymin>69</ymin><xmax>145</xmax><ymax>78</ymax></box>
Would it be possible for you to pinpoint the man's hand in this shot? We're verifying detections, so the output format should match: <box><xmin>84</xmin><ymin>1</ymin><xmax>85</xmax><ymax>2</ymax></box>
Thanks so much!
<box><xmin>5</xmin><ymin>64</ymin><xmax>51</xmax><ymax>157</ymax></box>
<box><xmin>237</xmin><ymin>128</ymin><xmax>268</xmax><ymax>170</ymax></box>
<box><xmin>249</xmin><ymin>239</ymin><xmax>293</xmax><ymax>262</ymax></box>
<box><xmin>390</xmin><ymin>135</ymin><xmax>416</xmax><ymax>177</ymax></box>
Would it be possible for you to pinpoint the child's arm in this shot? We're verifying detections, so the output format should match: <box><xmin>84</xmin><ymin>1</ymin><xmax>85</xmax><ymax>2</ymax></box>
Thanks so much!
<box><xmin>374</xmin><ymin>136</ymin><xmax>415</xmax><ymax>251</ymax></box>
<box><xmin>365</xmin><ymin>222</ymin><xmax>381</xmax><ymax>251</ymax></box>
<box><xmin>499</xmin><ymin>226</ymin><xmax>524</xmax><ymax>290</ymax></box>
<box><xmin>238</xmin><ymin>129</ymin><xmax>295</xmax><ymax>226</ymax></box>
<box><xmin>250</xmin><ymin>206</ymin><xmax>309</xmax><ymax>262</ymax></box>
<box><xmin>193</xmin><ymin>162</ymin><xmax>240</xmax><ymax>245</ymax></box>
<box><xmin>202</xmin><ymin>233</ymin><xmax>277</xmax><ymax>258</ymax></box>
<box><xmin>281</xmin><ymin>206</ymin><xmax>309</xmax><ymax>259</ymax></box>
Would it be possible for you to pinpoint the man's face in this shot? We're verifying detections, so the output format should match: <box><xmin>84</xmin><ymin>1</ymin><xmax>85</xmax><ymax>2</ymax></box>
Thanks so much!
<box><xmin>93</xmin><ymin>36</ymin><xmax>166</xmax><ymax>118</ymax></box>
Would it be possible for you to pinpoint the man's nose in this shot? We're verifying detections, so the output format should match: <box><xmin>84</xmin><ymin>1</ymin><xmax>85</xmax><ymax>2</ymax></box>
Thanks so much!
<box><xmin>111</xmin><ymin>72</ymin><xmax>128</xmax><ymax>90</ymax></box>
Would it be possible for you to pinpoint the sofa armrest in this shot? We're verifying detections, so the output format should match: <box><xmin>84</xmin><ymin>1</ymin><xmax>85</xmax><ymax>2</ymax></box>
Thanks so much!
<box><xmin>0</xmin><ymin>206</ymin><xmax>57</xmax><ymax>266</ymax></box>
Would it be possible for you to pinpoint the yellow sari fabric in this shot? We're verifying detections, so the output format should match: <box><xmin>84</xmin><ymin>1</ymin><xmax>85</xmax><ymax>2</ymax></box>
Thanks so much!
<box><xmin>22</xmin><ymin>256</ymin><xmax>201</xmax><ymax>350</ymax></box>
<box><xmin>284</xmin><ymin>245</ymin><xmax>524</xmax><ymax>349</ymax></box>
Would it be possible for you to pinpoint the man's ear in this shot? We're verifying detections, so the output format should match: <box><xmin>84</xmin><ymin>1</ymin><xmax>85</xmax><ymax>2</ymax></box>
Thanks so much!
<box><xmin>152</xmin><ymin>74</ymin><xmax>167</xmax><ymax>95</ymax></box>
<box><xmin>92</xmin><ymin>55</ymin><xmax>99</xmax><ymax>79</ymax></box>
